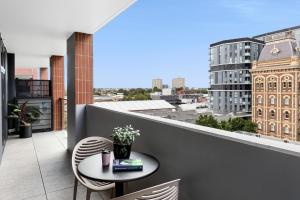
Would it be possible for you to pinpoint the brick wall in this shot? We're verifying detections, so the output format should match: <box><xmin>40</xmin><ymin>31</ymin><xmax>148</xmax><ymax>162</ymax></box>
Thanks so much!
<box><xmin>50</xmin><ymin>56</ymin><xmax>65</xmax><ymax>130</ymax></box>
<box><xmin>40</xmin><ymin>67</ymin><xmax>48</xmax><ymax>80</ymax></box>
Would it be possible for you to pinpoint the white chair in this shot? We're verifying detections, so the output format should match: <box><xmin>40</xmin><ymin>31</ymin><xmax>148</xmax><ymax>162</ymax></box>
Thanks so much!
<box><xmin>72</xmin><ymin>137</ymin><xmax>115</xmax><ymax>200</ymax></box>
<box><xmin>112</xmin><ymin>179</ymin><xmax>180</xmax><ymax>200</ymax></box>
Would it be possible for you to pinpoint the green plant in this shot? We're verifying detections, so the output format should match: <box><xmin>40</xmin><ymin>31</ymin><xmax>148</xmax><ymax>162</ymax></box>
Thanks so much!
<box><xmin>8</xmin><ymin>102</ymin><xmax>42</xmax><ymax>126</ymax></box>
<box><xmin>196</xmin><ymin>115</ymin><xmax>257</xmax><ymax>133</ymax></box>
<box><xmin>196</xmin><ymin>115</ymin><xmax>219</xmax><ymax>129</ymax></box>
<box><xmin>111</xmin><ymin>125</ymin><xmax>140</xmax><ymax>145</ymax></box>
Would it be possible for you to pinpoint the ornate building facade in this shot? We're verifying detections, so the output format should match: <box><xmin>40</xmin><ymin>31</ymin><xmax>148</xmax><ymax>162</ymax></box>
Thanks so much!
<box><xmin>252</xmin><ymin>38</ymin><xmax>300</xmax><ymax>141</ymax></box>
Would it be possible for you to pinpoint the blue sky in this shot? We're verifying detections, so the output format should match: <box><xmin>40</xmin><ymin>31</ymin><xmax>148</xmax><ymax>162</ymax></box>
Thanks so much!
<box><xmin>93</xmin><ymin>0</ymin><xmax>300</xmax><ymax>88</ymax></box>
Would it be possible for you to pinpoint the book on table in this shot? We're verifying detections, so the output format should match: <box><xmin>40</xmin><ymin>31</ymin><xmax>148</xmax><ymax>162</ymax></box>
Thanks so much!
<box><xmin>113</xmin><ymin>159</ymin><xmax>143</xmax><ymax>172</ymax></box>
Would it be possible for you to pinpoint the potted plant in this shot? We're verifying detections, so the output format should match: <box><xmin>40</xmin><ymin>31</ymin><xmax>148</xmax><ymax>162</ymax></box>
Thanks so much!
<box><xmin>8</xmin><ymin>102</ymin><xmax>42</xmax><ymax>138</ymax></box>
<box><xmin>111</xmin><ymin>124</ymin><xmax>140</xmax><ymax>159</ymax></box>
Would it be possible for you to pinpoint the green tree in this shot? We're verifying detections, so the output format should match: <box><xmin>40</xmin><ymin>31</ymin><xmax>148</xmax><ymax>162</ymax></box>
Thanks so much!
<box><xmin>200</xmin><ymin>89</ymin><xmax>208</xmax><ymax>94</ymax></box>
<box><xmin>152</xmin><ymin>87</ymin><xmax>162</xmax><ymax>92</ymax></box>
<box><xmin>220</xmin><ymin>120</ymin><xmax>232</xmax><ymax>131</ymax></box>
<box><xmin>196</xmin><ymin>115</ymin><xmax>219</xmax><ymax>129</ymax></box>
<box><xmin>196</xmin><ymin>115</ymin><xmax>257</xmax><ymax>133</ymax></box>
<box><xmin>229</xmin><ymin>118</ymin><xmax>245</xmax><ymax>131</ymax></box>
<box><xmin>242</xmin><ymin>120</ymin><xmax>257</xmax><ymax>133</ymax></box>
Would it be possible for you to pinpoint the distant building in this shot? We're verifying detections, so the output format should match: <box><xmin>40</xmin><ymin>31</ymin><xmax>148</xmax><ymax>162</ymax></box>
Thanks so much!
<box><xmin>208</xmin><ymin>38</ymin><xmax>264</xmax><ymax>115</ymax></box>
<box><xmin>253</xmin><ymin>25</ymin><xmax>300</xmax><ymax>43</ymax></box>
<box><xmin>163</xmin><ymin>84</ymin><xmax>169</xmax><ymax>89</ymax></box>
<box><xmin>152</xmin><ymin>79</ymin><xmax>163</xmax><ymax>90</ymax></box>
<box><xmin>172</xmin><ymin>77</ymin><xmax>185</xmax><ymax>89</ymax></box>
<box><xmin>162</xmin><ymin>88</ymin><xmax>172</xmax><ymax>95</ymax></box>
<box><xmin>251</xmin><ymin>37</ymin><xmax>300</xmax><ymax>141</ymax></box>
<box><xmin>94</xmin><ymin>100</ymin><xmax>175</xmax><ymax>112</ymax></box>
<box><xmin>151</xmin><ymin>95</ymin><xmax>181</xmax><ymax>105</ymax></box>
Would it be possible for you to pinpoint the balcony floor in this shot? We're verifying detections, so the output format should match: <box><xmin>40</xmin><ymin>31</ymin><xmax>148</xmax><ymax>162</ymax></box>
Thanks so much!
<box><xmin>0</xmin><ymin>131</ymin><xmax>109</xmax><ymax>200</ymax></box>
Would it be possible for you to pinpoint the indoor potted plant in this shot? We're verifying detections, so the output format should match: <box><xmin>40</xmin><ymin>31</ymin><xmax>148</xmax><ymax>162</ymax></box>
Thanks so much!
<box><xmin>111</xmin><ymin>124</ymin><xmax>140</xmax><ymax>159</ymax></box>
<box><xmin>8</xmin><ymin>102</ymin><xmax>42</xmax><ymax>138</ymax></box>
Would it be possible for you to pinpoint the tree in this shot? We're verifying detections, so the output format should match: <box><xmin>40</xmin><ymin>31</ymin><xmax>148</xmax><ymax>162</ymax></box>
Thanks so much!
<box><xmin>220</xmin><ymin>120</ymin><xmax>232</xmax><ymax>131</ymax></box>
<box><xmin>196</xmin><ymin>115</ymin><xmax>219</xmax><ymax>129</ymax></box>
<box><xmin>152</xmin><ymin>87</ymin><xmax>161</xmax><ymax>92</ymax></box>
<box><xmin>229</xmin><ymin>118</ymin><xmax>245</xmax><ymax>131</ymax></box>
<box><xmin>200</xmin><ymin>89</ymin><xmax>208</xmax><ymax>94</ymax></box>
<box><xmin>242</xmin><ymin>120</ymin><xmax>257</xmax><ymax>133</ymax></box>
<box><xmin>196</xmin><ymin>115</ymin><xmax>257</xmax><ymax>133</ymax></box>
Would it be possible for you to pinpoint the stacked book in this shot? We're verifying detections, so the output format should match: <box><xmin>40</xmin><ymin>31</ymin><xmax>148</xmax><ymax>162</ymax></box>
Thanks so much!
<box><xmin>113</xmin><ymin>159</ymin><xmax>143</xmax><ymax>172</ymax></box>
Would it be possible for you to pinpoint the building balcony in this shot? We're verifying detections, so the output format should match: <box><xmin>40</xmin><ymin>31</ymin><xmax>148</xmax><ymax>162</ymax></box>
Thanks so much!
<box><xmin>1</xmin><ymin>105</ymin><xmax>300</xmax><ymax>199</ymax></box>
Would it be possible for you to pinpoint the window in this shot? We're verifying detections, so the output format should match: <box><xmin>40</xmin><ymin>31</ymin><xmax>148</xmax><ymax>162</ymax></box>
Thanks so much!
<box><xmin>268</xmin><ymin>82</ymin><xmax>272</xmax><ymax>88</ymax></box>
<box><xmin>258</xmin><ymin>96</ymin><xmax>262</xmax><ymax>104</ymax></box>
<box><xmin>284</xmin><ymin>125</ymin><xmax>289</xmax><ymax>134</ymax></box>
<box><xmin>284</xmin><ymin>111</ymin><xmax>289</xmax><ymax>119</ymax></box>
<box><xmin>270</xmin><ymin>110</ymin><xmax>275</xmax><ymax>117</ymax></box>
<box><xmin>273</xmin><ymin>82</ymin><xmax>277</xmax><ymax>88</ymax></box>
<box><xmin>283</xmin><ymin>82</ymin><xmax>287</xmax><ymax>88</ymax></box>
<box><xmin>257</xmin><ymin>123</ymin><xmax>262</xmax><ymax>130</ymax></box>
<box><xmin>270</xmin><ymin>96</ymin><xmax>275</xmax><ymax>105</ymax></box>
<box><xmin>260</xmin><ymin>83</ymin><xmax>263</xmax><ymax>88</ymax></box>
<box><xmin>270</xmin><ymin>124</ymin><xmax>275</xmax><ymax>132</ymax></box>
<box><xmin>258</xmin><ymin>109</ymin><xmax>262</xmax><ymax>116</ymax></box>
<box><xmin>284</xmin><ymin>97</ymin><xmax>289</xmax><ymax>105</ymax></box>
<box><xmin>288</xmin><ymin>82</ymin><xmax>292</xmax><ymax>88</ymax></box>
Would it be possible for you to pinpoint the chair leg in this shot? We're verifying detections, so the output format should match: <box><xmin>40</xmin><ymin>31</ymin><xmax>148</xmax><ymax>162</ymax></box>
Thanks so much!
<box><xmin>86</xmin><ymin>188</ymin><xmax>91</xmax><ymax>200</ymax></box>
<box><xmin>73</xmin><ymin>178</ymin><xmax>78</xmax><ymax>200</ymax></box>
<box><xmin>110</xmin><ymin>188</ymin><xmax>115</xmax><ymax>198</ymax></box>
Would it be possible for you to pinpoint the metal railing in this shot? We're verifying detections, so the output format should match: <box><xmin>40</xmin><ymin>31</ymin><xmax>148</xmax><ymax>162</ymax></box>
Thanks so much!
<box><xmin>16</xmin><ymin>79</ymin><xmax>51</xmax><ymax>98</ymax></box>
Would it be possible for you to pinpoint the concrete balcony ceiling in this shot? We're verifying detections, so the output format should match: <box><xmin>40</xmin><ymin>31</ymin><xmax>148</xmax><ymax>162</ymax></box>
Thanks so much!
<box><xmin>0</xmin><ymin>0</ymin><xmax>136</xmax><ymax>67</ymax></box>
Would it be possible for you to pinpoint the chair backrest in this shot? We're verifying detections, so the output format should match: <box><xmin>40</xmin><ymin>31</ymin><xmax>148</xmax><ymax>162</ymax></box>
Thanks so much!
<box><xmin>72</xmin><ymin>136</ymin><xmax>113</xmax><ymax>184</ymax></box>
<box><xmin>112</xmin><ymin>179</ymin><xmax>180</xmax><ymax>200</ymax></box>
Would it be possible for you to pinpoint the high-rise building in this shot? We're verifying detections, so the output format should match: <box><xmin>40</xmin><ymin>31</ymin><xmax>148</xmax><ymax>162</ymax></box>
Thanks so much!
<box><xmin>251</xmin><ymin>37</ymin><xmax>300</xmax><ymax>141</ymax></box>
<box><xmin>253</xmin><ymin>25</ymin><xmax>300</xmax><ymax>43</ymax></box>
<box><xmin>172</xmin><ymin>77</ymin><xmax>185</xmax><ymax>89</ymax></box>
<box><xmin>152</xmin><ymin>79</ymin><xmax>163</xmax><ymax>90</ymax></box>
<box><xmin>208</xmin><ymin>38</ymin><xmax>264</xmax><ymax>114</ymax></box>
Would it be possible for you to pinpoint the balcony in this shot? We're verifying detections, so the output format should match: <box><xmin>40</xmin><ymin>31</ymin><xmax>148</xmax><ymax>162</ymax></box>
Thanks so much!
<box><xmin>2</xmin><ymin>105</ymin><xmax>300</xmax><ymax>199</ymax></box>
<box><xmin>1</xmin><ymin>1</ymin><xmax>300</xmax><ymax>200</ymax></box>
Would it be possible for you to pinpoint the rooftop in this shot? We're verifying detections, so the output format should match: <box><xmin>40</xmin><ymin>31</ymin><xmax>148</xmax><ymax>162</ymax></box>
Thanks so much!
<box><xmin>210</xmin><ymin>37</ymin><xmax>264</xmax><ymax>47</ymax></box>
<box><xmin>253</xmin><ymin>25</ymin><xmax>300</xmax><ymax>38</ymax></box>
<box><xmin>94</xmin><ymin>100</ymin><xmax>175</xmax><ymax>111</ymax></box>
<box><xmin>258</xmin><ymin>38</ymin><xmax>300</xmax><ymax>62</ymax></box>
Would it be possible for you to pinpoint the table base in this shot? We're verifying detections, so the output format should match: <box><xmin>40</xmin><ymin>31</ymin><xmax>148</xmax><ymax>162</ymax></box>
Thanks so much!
<box><xmin>115</xmin><ymin>182</ymin><xmax>124</xmax><ymax>197</ymax></box>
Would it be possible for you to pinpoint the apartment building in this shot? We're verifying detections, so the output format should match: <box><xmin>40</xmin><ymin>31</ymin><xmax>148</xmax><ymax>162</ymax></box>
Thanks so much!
<box><xmin>152</xmin><ymin>78</ymin><xmax>163</xmax><ymax>90</ymax></box>
<box><xmin>172</xmin><ymin>77</ymin><xmax>185</xmax><ymax>89</ymax></box>
<box><xmin>208</xmin><ymin>38</ymin><xmax>264</xmax><ymax>114</ymax></box>
<box><xmin>252</xmin><ymin>36</ymin><xmax>300</xmax><ymax>141</ymax></box>
<box><xmin>254</xmin><ymin>25</ymin><xmax>300</xmax><ymax>43</ymax></box>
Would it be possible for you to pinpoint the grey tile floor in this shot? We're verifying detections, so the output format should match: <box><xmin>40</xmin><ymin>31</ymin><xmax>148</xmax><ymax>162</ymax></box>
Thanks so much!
<box><xmin>0</xmin><ymin>131</ymin><xmax>109</xmax><ymax>200</ymax></box>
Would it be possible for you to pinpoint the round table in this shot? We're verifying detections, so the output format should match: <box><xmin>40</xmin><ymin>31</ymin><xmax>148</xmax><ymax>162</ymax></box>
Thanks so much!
<box><xmin>77</xmin><ymin>151</ymin><xmax>159</xmax><ymax>197</ymax></box>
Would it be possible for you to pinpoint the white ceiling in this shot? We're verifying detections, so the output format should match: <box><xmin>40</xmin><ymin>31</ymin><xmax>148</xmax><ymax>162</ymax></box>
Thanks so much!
<box><xmin>0</xmin><ymin>0</ymin><xmax>136</xmax><ymax>68</ymax></box>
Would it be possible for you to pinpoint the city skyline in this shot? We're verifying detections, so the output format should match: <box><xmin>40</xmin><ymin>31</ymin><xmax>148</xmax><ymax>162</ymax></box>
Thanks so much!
<box><xmin>93</xmin><ymin>0</ymin><xmax>300</xmax><ymax>88</ymax></box>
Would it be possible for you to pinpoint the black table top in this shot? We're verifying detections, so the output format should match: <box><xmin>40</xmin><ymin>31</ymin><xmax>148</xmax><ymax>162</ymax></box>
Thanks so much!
<box><xmin>77</xmin><ymin>151</ymin><xmax>159</xmax><ymax>183</ymax></box>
